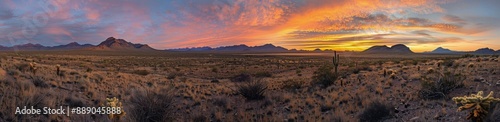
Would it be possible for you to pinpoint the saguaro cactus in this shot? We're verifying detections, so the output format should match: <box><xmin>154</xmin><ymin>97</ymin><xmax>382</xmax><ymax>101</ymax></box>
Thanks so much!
<box><xmin>333</xmin><ymin>51</ymin><xmax>340</xmax><ymax>75</ymax></box>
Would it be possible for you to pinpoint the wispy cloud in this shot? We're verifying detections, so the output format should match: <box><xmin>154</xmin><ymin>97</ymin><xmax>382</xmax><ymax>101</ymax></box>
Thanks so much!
<box><xmin>0</xmin><ymin>0</ymin><xmax>498</xmax><ymax>51</ymax></box>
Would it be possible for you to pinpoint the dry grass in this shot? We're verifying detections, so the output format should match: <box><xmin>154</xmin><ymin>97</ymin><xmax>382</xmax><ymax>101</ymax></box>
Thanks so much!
<box><xmin>0</xmin><ymin>52</ymin><xmax>499</xmax><ymax>121</ymax></box>
<box><xmin>127</xmin><ymin>89</ymin><xmax>175</xmax><ymax>122</ymax></box>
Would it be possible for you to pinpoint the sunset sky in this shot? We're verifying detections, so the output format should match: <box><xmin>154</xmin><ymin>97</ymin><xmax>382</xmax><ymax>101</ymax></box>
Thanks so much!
<box><xmin>0</xmin><ymin>0</ymin><xmax>499</xmax><ymax>52</ymax></box>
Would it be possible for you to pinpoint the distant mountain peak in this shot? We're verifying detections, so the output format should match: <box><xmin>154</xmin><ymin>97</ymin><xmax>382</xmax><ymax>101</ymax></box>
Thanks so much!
<box><xmin>363</xmin><ymin>44</ymin><xmax>413</xmax><ymax>53</ymax></box>
<box><xmin>168</xmin><ymin>43</ymin><xmax>288</xmax><ymax>52</ymax></box>
<box><xmin>261</xmin><ymin>44</ymin><xmax>275</xmax><ymax>47</ymax></box>
<box><xmin>92</xmin><ymin>37</ymin><xmax>155</xmax><ymax>51</ymax></box>
<box><xmin>430</xmin><ymin>47</ymin><xmax>455</xmax><ymax>54</ymax></box>
<box><xmin>391</xmin><ymin>44</ymin><xmax>406</xmax><ymax>47</ymax></box>
<box><xmin>474</xmin><ymin>47</ymin><xmax>496</xmax><ymax>54</ymax></box>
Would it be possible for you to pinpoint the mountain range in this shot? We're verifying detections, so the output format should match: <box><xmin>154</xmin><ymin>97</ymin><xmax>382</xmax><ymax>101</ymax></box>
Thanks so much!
<box><xmin>86</xmin><ymin>37</ymin><xmax>155</xmax><ymax>51</ymax></box>
<box><xmin>167</xmin><ymin>44</ymin><xmax>288</xmax><ymax>52</ymax></box>
<box><xmin>1</xmin><ymin>37</ymin><xmax>499</xmax><ymax>54</ymax></box>
<box><xmin>0</xmin><ymin>37</ymin><xmax>154</xmax><ymax>51</ymax></box>
<box><xmin>427</xmin><ymin>47</ymin><xmax>500</xmax><ymax>54</ymax></box>
<box><xmin>362</xmin><ymin>44</ymin><xmax>414</xmax><ymax>54</ymax></box>
<box><xmin>0</xmin><ymin>42</ymin><xmax>93</xmax><ymax>51</ymax></box>
<box><xmin>429</xmin><ymin>47</ymin><xmax>456</xmax><ymax>54</ymax></box>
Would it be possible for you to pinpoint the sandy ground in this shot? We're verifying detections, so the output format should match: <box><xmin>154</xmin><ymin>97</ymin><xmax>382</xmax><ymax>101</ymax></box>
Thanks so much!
<box><xmin>0</xmin><ymin>51</ymin><xmax>499</xmax><ymax>121</ymax></box>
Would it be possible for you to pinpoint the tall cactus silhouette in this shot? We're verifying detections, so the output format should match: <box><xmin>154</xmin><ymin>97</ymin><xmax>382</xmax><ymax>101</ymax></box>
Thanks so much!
<box><xmin>333</xmin><ymin>51</ymin><xmax>340</xmax><ymax>75</ymax></box>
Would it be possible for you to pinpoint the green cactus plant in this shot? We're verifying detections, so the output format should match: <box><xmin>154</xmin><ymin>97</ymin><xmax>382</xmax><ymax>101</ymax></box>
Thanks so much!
<box><xmin>332</xmin><ymin>51</ymin><xmax>339</xmax><ymax>75</ymax></box>
<box><xmin>452</xmin><ymin>91</ymin><xmax>500</xmax><ymax>122</ymax></box>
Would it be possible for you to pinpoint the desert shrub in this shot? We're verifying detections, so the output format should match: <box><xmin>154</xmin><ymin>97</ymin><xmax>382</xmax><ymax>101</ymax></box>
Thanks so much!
<box><xmin>237</xmin><ymin>79</ymin><xmax>267</xmax><ymax>100</ymax></box>
<box><xmin>167</xmin><ymin>73</ymin><xmax>176</xmax><ymax>79</ymax></box>
<box><xmin>296</xmin><ymin>70</ymin><xmax>302</xmax><ymax>74</ymax></box>
<box><xmin>230</xmin><ymin>73</ymin><xmax>252</xmax><ymax>82</ymax></box>
<box><xmin>128</xmin><ymin>89</ymin><xmax>175</xmax><ymax>122</ymax></box>
<box><xmin>31</xmin><ymin>76</ymin><xmax>49</xmax><ymax>88</ymax></box>
<box><xmin>282</xmin><ymin>79</ymin><xmax>304</xmax><ymax>90</ymax></box>
<box><xmin>179</xmin><ymin>77</ymin><xmax>187</xmax><ymax>82</ymax></box>
<box><xmin>313</xmin><ymin>65</ymin><xmax>338</xmax><ymax>87</ymax></box>
<box><xmin>254</xmin><ymin>71</ymin><xmax>272</xmax><ymax>78</ymax></box>
<box><xmin>410</xmin><ymin>60</ymin><xmax>419</xmax><ymax>65</ymax></box>
<box><xmin>359</xmin><ymin>101</ymin><xmax>392</xmax><ymax>122</ymax></box>
<box><xmin>7</xmin><ymin>69</ymin><xmax>20</xmax><ymax>77</ymax></box>
<box><xmin>0</xmin><ymin>79</ymin><xmax>47</xmax><ymax>121</ymax></box>
<box><xmin>167</xmin><ymin>72</ymin><xmax>183</xmax><ymax>79</ymax></box>
<box><xmin>462</xmin><ymin>54</ymin><xmax>475</xmax><ymax>58</ymax></box>
<box><xmin>212</xmin><ymin>96</ymin><xmax>228</xmax><ymax>108</ymax></box>
<box><xmin>419</xmin><ymin>72</ymin><xmax>465</xmax><ymax>99</ymax></box>
<box><xmin>210</xmin><ymin>79</ymin><xmax>219</xmax><ymax>83</ymax></box>
<box><xmin>352</xmin><ymin>65</ymin><xmax>372</xmax><ymax>74</ymax></box>
<box><xmin>442</xmin><ymin>59</ymin><xmax>455</xmax><ymax>67</ymax></box>
<box><xmin>133</xmin><ymin>70</ymin><xmax>150</xmax><ymax>76</ymax></box>
<box><xmin>489</xmin><ymin>103</ymin><xmax>500</xmax><ymax>122</ymax></box>
<box><xmin>351</xmin><ymin>68</ymin><xmax>361</xmax><ymax>74</ymax></box>
<box><xmin>64</xmin><ymin>96</ymin><xmax>85</xmax><ymax>107</ymax></box>
<box><xmin>86</xmin><ymin>67</ymin><xmax>93</xmax><ymax>72</ymax></box>
<box><xmin>192</xmin><ymin>115</ymin><xmax>208</xmax><ymax>122</ymax></box>
<box><xmin>15</xmin><ymin>63</ymin><xmax>30</xmax><ymax>72</ymax></box>
<box><xmin>69</xmin><ymin>71</ymin><xmax>79</xmax><ymax>75</ymax></box>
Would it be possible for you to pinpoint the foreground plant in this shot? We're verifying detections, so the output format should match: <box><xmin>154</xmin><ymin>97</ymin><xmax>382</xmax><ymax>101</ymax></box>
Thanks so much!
<box><xmin>103</xmin><ymin>97</ymin><xmax>126</xmax><ymax>121</ymax></box>
<box><xmin>452</xmin><ymin>91</ymin><xmax>500</xmax><ymax>122</ymax></box>
<box><xmin>313</xmin><ymin>65</ymin><xmax>338</xmax><ymax>87</ymax></box>
<box><xmin>237</xmin><ymin>79</ymin><xmax>268</xmax><ymax>100</ymax></box>
<box><xmin>29</xmin><ymin>62</ymin><xmax>37</xmax><ymax>75</ymax></box>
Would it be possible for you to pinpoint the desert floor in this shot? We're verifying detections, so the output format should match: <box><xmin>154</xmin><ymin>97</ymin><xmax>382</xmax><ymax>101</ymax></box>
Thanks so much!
<box><xmin>0</xmin><ymin>51</ymin><xmax>499</xmax><ymax>122</ymax></box>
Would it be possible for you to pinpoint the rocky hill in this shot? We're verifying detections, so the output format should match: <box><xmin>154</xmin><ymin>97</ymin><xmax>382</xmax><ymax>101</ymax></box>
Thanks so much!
<box><xmin>363</xmin><ymin>44</ymin><xmax>413</xmax><ymax>53</ymax></box>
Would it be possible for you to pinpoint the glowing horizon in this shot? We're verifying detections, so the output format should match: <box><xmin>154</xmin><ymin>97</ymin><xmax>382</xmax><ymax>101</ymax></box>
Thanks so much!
<box><xmin>0</xmin><ymin>0</ymin><xmax>499</xmax><ymax>52</ymax></box>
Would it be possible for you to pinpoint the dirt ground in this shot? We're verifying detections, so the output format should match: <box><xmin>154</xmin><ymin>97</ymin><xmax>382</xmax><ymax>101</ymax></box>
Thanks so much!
<box><xmin>0</xmin><ymin>51</ymin><xmax>499</xmax><ymax>121</ymax></box>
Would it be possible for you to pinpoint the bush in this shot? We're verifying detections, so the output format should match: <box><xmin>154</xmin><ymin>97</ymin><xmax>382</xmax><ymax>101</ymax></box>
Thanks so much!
<box><xmin>167</xmin><ymin>72</ymin><xmax>182</xmax><ymax>79</ymax></box>
<box><xmin>211</xmin><ymin>67</ymin><xmax>218</xmax><ymax>73</ymax></box>
<box><xmin>0</xmin><ymin>79</ymin><xmax>47</xmax><ymax>121</ymax></box>
<box><xmin>31</xmin><ymin>76</ymin><xmax>49</xmax><ymax>88</ymax></box>
<box><xmin>192</xmin><ymin>115</ymin><xmax>208</xmax><ymax>122</ymax></box>
<box><xmin>254</xmin><ymin>71</ymin><xmax>272</xmax><ymax>78</ymax></box>
<box><xmin>312</xmin><ymin>65</ymin><xmax>338</xmax><ymax>87</ymax></box>
<box><xmin>489</xmin><ymin>103</ymin><xmax>500</xmax><ymax>122</ymax></box>
<box><xmin>64</xmin><ymin>96</ymin><xmax>85</xmax><ymax>107</ymax></box>
<box><xmin>419</xmin><ymin>72</ymin><xmax>465</xmax><ymax>99</ymax></box>
<box><xmin>282</xmin><ymin>79</ymin><xmax>304</xmax><ymax>90</ymax></box>
<box><xmin>442</xmin><ymin>59</ymin><xmax>455</xmax><ymax>67</ymax></box>
<box><xmin>359</xmin><ymin>102</ymin><xmax>392</xmax><ymax>122</ymax></box>
<box><xmin>128</xmin><ymin>89</ymin><xmax>175</xmax><ymax>122</ymax></box>
<box><xmin>230</xmin><ymin>73</ymin><xmax>252</xmax><ymax>82</ymax></box>
<box><xmin>212</xmin><ymin>96</ymin><xmax>228</xmax><ymax>108</ymax></box>
<box><xmin>462</xmin><ymin>54</ymin><xmax>475</xmax><ymax>58</ymax></box>
<box><xmin>237</xmin><ymin>79</ymin><xmax>267</xmax><ymax>100</ymax></box>
<box><xmin>16</xmin><ymin>63</ymin><xmax>30</xmax><ymax>72</ymax></box>
<box><xmin>133</xmin><ymin>70</ymin><xmax>150</xmax><ymax>76</ymax></box>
